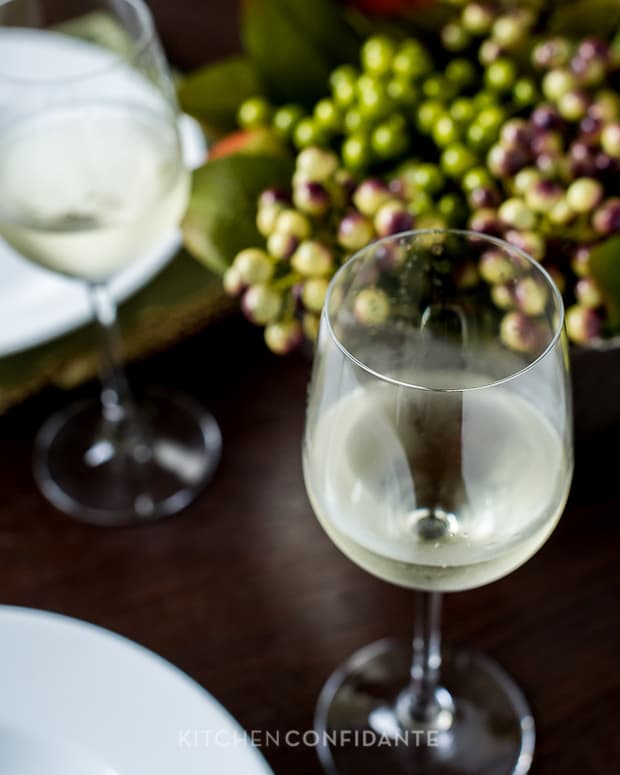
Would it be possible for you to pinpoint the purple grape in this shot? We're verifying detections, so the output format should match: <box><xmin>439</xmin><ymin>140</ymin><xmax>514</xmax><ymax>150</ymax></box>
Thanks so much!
<box><xmin>531</xmin><ymin>129</ymin><xmax>563</xmax><ymax>156</ymax></box>
<box><xmin>500</xmin><ymin>311</ymin><xmax>543</xmax><ymax>352</ymax></box>
<box><xmin>593</xmin><ymin>198</ymin><xmax>620</xmax><ymax>235</ymax></box>
<box><xmin>264</xmin><ymin>320</ymin><xmax>304</xmax><ymax>355</ymax></box>
<box><xmin>353</xmin><ymin>179</ymin><xmax>392</xmax><ymax>216</ymax></box>
<box><xmin>374</xmin><ymin>201</ymin><xmax>414</xmax><ymax>238</ymax></box>
<box><xmin>566</xmin><ymin>305</ymin><xmax>602</xmax><ymax>344</ymax></box>
<box><xmin>575</xmin><ymin>277</ymin><xmax>603</xmax><ymax>309</ymax></box>
<box><xmin>504</xmin><ymin>229</ymin><xmax>546</xmax><ymax>261</ymax></box>
<box><xmin>500</xmin><ymin>118</ymin><xmax>532</xmax><ymax>148</ymax></box>
<box><xmin>468</xmin><ymin>186</ymin><xmax>501</xmax><ymax>209</ymax></box>
<box><xmin>531</xmin><ymin>104</ymin><xmax>564</xmax><ymax>131</ymax></box>
<box><xmin>293</xmin><ymin>180</ymin><xmax>331</xmax><ymax>216</ymax></box>
<box><xmin>258</xmin><ymin>188</ymin><xmax>290</xmax><ymax>209</ymax></box>
<box><xmin>577</xmin><ymin>37</ymin><xmax>609</xmax><ymax>63</ymax></box>
<box><xmin>338</xmin><ymin>212</ymin><xmax>375</xmax><ymax>251</ymax></box>
<box><xmin>532</xmin><ymin>38</ymin><xmax>572</xmax><ymax>70</ymax></box>
<box><xmin>469</xmin><ymin>208</ymin><xmax>503</xmax><ymax>236</ymax></box>
<box><xmin>487</xmin><ymin>144</ymin><xmax>529</xmax><ymax>177</ymax></box>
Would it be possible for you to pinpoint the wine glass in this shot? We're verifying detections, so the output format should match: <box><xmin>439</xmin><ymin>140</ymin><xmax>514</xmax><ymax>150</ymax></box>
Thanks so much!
<box><xmin>303</xmin><ymin>229</ymin><xmax>573</xmax><ymax>774</ymax></box>
<box><xmin>0</xmin><ymin>0</ymin><xmax>221</xmax><ymax>525</ymax></box>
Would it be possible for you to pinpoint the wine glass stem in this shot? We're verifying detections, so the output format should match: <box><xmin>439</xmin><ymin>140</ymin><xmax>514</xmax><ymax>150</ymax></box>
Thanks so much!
<box><xmin>406</xmin><ymin>590</ymin><xmax>451</xmax><ymax>726</ymax></box>
<box><xmin>89</xmin><ymin>282</ymin><xmax>137</xmax><ymax>429</ymax></box>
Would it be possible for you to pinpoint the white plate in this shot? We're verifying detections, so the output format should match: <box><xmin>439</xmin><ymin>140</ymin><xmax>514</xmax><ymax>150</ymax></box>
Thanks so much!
<box><xmin>0</xmin><ymin>606</ymin><xmax>274</xmax><ymax>775</ymax></box>
<box><xmin>0</xmin><ymin>28</ymin><xmax>207</xmax><ymax>358</ymax></box>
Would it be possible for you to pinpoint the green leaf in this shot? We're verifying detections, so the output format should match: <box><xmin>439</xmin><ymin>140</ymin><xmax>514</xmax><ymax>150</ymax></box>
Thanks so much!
<box><xmin>589</xmin><ymin>236</ymin><xmax>620</xmax><ymax>331</ymax></box>
<box><xmin>182</xmin><ymin>153</ymin><xmax>294</xmax><ymax>274</ymax></box>
<box><xmin>548</xmin><ymin>0</ymin><xmax>620</xmax><ymax>37</ymax></box>
<box><xmin>241</xmin><ymin>0</ymin><xmax>360</xmax><ymax>105</ymax></box>
<box><xmin>177</xmin><ymin>55</ymin><xmax>263</xmax><ymax>135</ymax></box>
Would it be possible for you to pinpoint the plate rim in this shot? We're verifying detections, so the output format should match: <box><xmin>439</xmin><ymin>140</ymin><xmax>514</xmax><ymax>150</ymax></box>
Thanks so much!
<box><xmin>0</xmin><ymin>604</ymin><xmax>274</xmax><ymax>775</ymax></box>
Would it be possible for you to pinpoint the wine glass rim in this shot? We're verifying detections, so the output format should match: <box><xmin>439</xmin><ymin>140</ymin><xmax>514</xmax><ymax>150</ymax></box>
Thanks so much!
<box><xmin>323</xmin><ymin>228</ymin><xmax>566</xmax><ymax>394</ymax></box>
<box><xmin>0</xmin><ymin>0</ymin><xmax>156</xmax><ymax>85</ymax></box>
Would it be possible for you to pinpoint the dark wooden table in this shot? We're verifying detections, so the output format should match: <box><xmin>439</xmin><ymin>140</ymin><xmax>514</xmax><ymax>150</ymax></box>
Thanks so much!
<box><xmin>1</xmin><ymin>3</ymin><xmax>620</xmax><ymax>774</ymax></box>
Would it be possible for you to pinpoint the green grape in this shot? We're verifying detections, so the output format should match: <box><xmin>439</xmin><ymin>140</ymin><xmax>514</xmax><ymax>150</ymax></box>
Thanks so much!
<box><xmin>462</xmin><ymin>166</ymin><xmax>493</xmax><ymax>192</ymax></box>
<box><xmin>291</xmin><ymin>241</ymin><xmax>334</xmax><ymax>277</ymax></box>
<box><xmin>387</xmin><ymin>78</ymin><xmax>418</xmax><ymax>107</ymax></box>
<box><xmin>462</xmin><ymin>3</ymin><xmax>495</xmax><ymax>35</ymax></box>
<box><xmin>302</xmin><ymin>278</ymin><xmax>330</xmax><ymax>313</ymax></box>
<box><xmin>293</xmin><ymin>118</ymin><xmax>325</xmax><ymax>149</ymax></box>
<box><xmin>479</xmin><ymin>38</ymin><xmax>503</xmax><ymax>66</ymax></box>
<box><xmin>438</xmin><ymin>193</ymin><xmax>467</xmax><ymax>224</ymax></box>
<box><xmin>256</xmin><ymin>202</ymin><xmax>284</xmax><ymax>237</ymax></box>
<box><xmin>392</xmin><ymin>40</ymin><xmax>432</xmax><ymax>79</ymax></box>
<box><xmin>296</xmin><ymin>146</ymin><xmax>339</xmax><ymax>182</ymax></box>
<box><xmin>472</xmin><ymin>90</ymin><xmax>495</xmax><ymax>109</ymax></box>
<box><xmin>272</xmin><ymin>104</ymin><xmax>304</xmax><ymax>140</ymax></box>
<box><xmin>416</xmin><ymin>99</ymin><xmax>444</xmax><ymax>133</ymax></box>
<box><xmin>411</xmin><ymin>162</ymin><xmax>445</xmax><ymax>194</ymax></box>
<box><xmin>302</xmin><ymin>313</ymin><xmax>320</xmax><ymax>343</ymax></box>
<box><xmin>492</xmin><ymin>12</ymin><xmax>533</xmax><ymax>49</ymax></box>
<box><xmin>441</xmin><ymin>143</ymin><xmax>477</xmax><ymax>178</ymax></box>
<box><xmin>513</xmin><ymin>77</ymin><xmax>538</xmax><ymax>107</ymax></box>
<box><xmin>465</xmin><ymin>121</ymin><xmax>493</xmax><ymax>151</ymax></box>
<box><xmin>354</xmin><ymin>288</ymin><xmax>391</xmax><ymax>325</ymax></box>
<box><xmin>329</xmin><ymin>65</ymin><xmax>358</xmax><ymax>91</ymax></box>
<box><xmin>237</xmin><ymin>96</ymin><xmax>272</xmax><ymax>128</ymax></box>
<box><xmin>357</xmin><ymin>75</ymin><xmax>392</xmax><ymax>121</ymax></box>
<box><xmin>275</xmin><ymin>209</ymin><xmax>311</xmax><ymax>241</ymax></box>
<box><xmin>485</xmin><ymin>58</ymin><xmax>517</xmax><ymax>92</ymax></box>
<box><xmin>314</xmin><ymin>98</ymin><xmax>342</xmax><ymax>133</ymax></box>
<box><xmin>542</xmin><ymin>68</ymin><xmax>577</xmax><ymax>102</ymax></box>
<box><xmin>423</xmin><ymin>75</ymin><xmax>456</xmax><ymax>101</ymax></box>
<box><xmin>477</xmin><ymin>105</ymin><xmax>506</xmax><ymax>131</ymax></box>
<box><xmin>371</xmin><ymin>119</ymin><xmax>408</xmax><ymax>159</ymax></box>
<box><xmin>242</xmin><ymin>284</ymin><xmax>281</xmax><ymax>325</ymax></box>
<box><xmin>332</xmin><ymin>77</ymin><xmax>357</xmax><ymax>108</ymax></box>
<box><xmin>407</xmin><ymin>190</ymin><xmax>434</xmax><ymax>216</ymax></box>
<box><xmin>344</xmin><ymin>108</ymin><xmax>365</xmax><ymax>134</ymax></box>
<box><xmin>446</xmin><ymin>58</ymin><xmax>477</xmax><ymax>89</ymax></box>
<box><xmin>233</xmin><ymin>248</ymin><xmax>274</xmax><ymax>285</ymax></box>
<box><xmin>466</xmin><ymin>122</ymin><xmax>494</xmax><ymax>152</ymax></box>
<box><xmin>362</xmin><ymin>35</ymin><xmax>396</xmax><ymax>76</ymax></box>
<box><xmin>450</xmin><ymin>97</ymin><xmax>476</xmax><ymax>125</ymax></box>
<box><xmin>264</xmin><ymin>320</ymin><xmax>303</xmax><ymax>355</ymax></box>
<box><xmin>416</xmin><ymin>213</ymin><xmax>448</xmax><ymax>230</ymax></box>
<box><xmin>342</xmin><ymin>133</ymin><xmax>372</xmax><ymax>170</ymax></box>
<box><xmin>513</xmin><ymin>167</ymin><xmax>542</xmax><ymax>197</ymax></box>
<box><xmin>433</xmin><ymin>114</ymin><xmax>461</xmax><ymax>146</ymax></box>
<box><xmin>441</xmin><ymin>22</ymin><xmax>471</xmax><ymax>52</ymax></box>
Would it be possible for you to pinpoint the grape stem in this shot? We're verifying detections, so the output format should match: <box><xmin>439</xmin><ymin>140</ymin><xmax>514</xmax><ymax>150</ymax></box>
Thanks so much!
<box><xmin>272</xmin><ymin>272</ymin><xmax>302</xmax><ymax>292</ymax></box>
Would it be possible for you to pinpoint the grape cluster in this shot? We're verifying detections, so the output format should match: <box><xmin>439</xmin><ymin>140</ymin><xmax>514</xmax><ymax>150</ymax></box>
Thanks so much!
<box><xmin>224</xmin><ymin>146</ymin><xmax>413</xmax><ymax>353</ymax></box>
<box><xmin>229</xmin><ymin>0</ymin><xmax>620</xmax><ymax>351</ymax></box>
<box><xmin>474</xmin><ymin>34</ymin><xmax>620</xmax><ymax>345</ymax></box>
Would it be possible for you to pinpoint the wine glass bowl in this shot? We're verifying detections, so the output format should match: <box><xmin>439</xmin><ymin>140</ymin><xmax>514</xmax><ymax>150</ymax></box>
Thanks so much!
<box><xmin>0</xmin><ymin>0</ymin><xmax>187</xmax><ymax>281</ymax></box>
<box><xmin>0</xmin><ymin>0</ymin><xmax>221</xmax><ymax>525</ymax></box>
<box><xmin>303</xmin><ymin>229</ymin><xmax>573</xmax><ymax>773</ymax></box>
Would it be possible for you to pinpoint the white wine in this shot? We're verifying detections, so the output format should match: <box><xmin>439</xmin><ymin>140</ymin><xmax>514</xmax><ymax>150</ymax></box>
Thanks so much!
<box><xmin>303</xmin><ymin>378</ymin><xmax>571</xmax><ymax>592</ymax></box>
<box><xmin>0</xmin><ymin>104</ymin><xmax>188</xmax><ymax>280</ymax></box>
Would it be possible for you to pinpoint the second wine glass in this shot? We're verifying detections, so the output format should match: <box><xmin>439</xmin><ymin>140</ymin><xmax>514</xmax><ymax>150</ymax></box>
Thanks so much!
<box><xmin>0</xmin><ymin>0</ymin><xmax>221</xmax><ymax>525</ymax></box>
<box><xmin>303</xmin><ymin>229</ymin><xmax>573</xmax><ymax>774</ymax></box>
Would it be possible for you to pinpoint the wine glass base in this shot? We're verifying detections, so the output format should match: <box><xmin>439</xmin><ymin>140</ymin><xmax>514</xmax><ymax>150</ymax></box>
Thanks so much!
<box><xmin>315</xmin><ymin>638</ymin><xmax>535</xmax><ymax>775</ymax></box>
<box><xmin>33</xmin><ymin>389</ymin><xmax>222</xmax><ymax>526</ymax></box>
